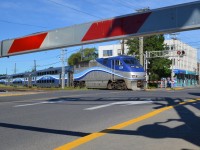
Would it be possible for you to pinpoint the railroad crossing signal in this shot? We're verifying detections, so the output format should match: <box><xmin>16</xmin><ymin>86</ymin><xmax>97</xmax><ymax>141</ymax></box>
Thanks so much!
<box><xmin>177</xmin><ymin>50</ymin><xmax>185</xmax><ymax>56</ymax></box>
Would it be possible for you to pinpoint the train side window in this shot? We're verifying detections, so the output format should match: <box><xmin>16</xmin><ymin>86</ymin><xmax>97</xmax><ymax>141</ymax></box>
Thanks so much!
<box><xmin>55</xmin><ymin>70</ymin><xmax>58</xmax><ymax>74</ymax></box>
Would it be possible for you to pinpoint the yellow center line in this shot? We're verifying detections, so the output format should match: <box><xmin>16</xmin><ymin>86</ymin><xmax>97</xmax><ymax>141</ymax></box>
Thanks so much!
<box><xmin>54</xmin><ymin>98</ymin><xmax>200</xmax><ymax>150</ymax></box>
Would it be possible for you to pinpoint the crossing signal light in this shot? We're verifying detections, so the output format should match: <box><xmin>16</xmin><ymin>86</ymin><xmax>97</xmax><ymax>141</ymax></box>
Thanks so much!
<box><xmin>177</xmin><ymin>50</ymin><xmax>185</xmax><ymax>56</ymax></box>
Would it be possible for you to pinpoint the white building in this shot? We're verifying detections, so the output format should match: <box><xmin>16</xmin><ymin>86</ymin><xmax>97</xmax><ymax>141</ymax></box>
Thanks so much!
<box><xmin>164</xmin><ymin>39</ymin><xmax>197</xmax><ymax>73</ymax></box>
<box><xmin>98</xmin><ymin>44</ymin><xmax>129</xmax><ymax>58</ymax></box>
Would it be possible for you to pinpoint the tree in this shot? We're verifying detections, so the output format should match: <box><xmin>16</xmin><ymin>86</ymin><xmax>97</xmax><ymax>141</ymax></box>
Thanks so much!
<box><xmin>68</xmin><ymin>52</ymin><xmax>81</xmax><ymax>66</ymax></box>
<box><xmin>126</xmin><ymin>35</ymin><xmax>171</xmax><ymax>81</ymax></box>
<box><xmin>82</xmin><ymin>48</ymin><xmax>98</xmax><ymax>61</ymax></box>
<box><xmin>68</xmin><ymin>47</ymin><xmax>98</xmax><ymax>66</ymax></box>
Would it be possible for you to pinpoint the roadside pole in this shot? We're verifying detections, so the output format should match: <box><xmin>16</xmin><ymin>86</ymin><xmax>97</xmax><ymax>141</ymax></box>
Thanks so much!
<box><xmin>61</xmin><ymin>49</ymin><xmax>65</xmax><ymax>89</ymax></box>
<box><xmin>144</xmin><ymin>52</ymin><xmax>148</xmax><ymax>89</ymax></box>
<box><xmin>171</xmin><ymin>58</ymin><xmax>174</xmax><ymax>88</ymax></box>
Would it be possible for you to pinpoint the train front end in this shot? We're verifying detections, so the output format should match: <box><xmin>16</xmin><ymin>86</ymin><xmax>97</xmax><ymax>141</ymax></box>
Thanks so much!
<box><xmin>120</xmin><ymin>56</ymin><xmax>146</xmax><ymax>90</ymax></box>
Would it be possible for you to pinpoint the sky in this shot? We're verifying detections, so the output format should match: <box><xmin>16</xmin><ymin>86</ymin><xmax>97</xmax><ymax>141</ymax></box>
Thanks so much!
<box><xmin>0</xmin><ymin>0</ymin><xmax>200</xmax><ymax>75</ymax></box>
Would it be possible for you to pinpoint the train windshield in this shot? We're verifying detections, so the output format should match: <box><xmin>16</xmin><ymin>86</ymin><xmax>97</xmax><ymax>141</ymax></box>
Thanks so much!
<box><xmin>123</xmin><ymin>58</ymin><xmax>141</xmax><ymax>66</ymax></box>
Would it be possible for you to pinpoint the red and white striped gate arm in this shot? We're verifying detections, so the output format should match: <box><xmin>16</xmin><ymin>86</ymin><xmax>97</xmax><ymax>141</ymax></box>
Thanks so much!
<box><xmin>1</xmin><ymin>1</ymin><xmax>200</xmax><ymax>57</ymax></box>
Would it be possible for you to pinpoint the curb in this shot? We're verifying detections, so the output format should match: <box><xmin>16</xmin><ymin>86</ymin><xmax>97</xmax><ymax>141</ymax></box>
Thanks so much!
<box><xmin>145</xmin><ymin>87</ymin><xmax>184</xmax><ymax>91</ymax></box>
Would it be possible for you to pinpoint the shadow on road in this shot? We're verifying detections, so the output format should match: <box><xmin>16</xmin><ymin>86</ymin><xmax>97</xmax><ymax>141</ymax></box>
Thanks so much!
<box><xmin>102</xmin><ymin>97</ymin><xmax>200</xmax><ymax>148</ymax></box>
<box><xmin>0</xmin><ymin>122</ymin><xmax>89</xmax><ymax>137</ymax></box>
<box><xmin>1</xmin><ymin>94</ymin><xmax>200</xmax><ymax>149</ymax></box>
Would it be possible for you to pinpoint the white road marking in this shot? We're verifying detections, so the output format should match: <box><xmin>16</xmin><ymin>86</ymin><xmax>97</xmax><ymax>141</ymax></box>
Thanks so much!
<box><xmin>84</xmin><ymin>100</ymin><xmax>153</xmax><ymax>110</ymax></box>
<box><xmin>14</xmin><ymin>102</ymin><xmax>48</xmax><ymax>107</ymax></box>
<box><xmin>14</xmin><ymin>100</ymin><xmax>65</xmax><ymax>107</ymax></box>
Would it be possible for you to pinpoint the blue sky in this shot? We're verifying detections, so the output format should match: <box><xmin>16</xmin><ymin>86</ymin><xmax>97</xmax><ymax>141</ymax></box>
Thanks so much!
<box><xmin>0</xmin><ymin>0</ymin><xmax>199</xmax><ymax>74</ymax></box>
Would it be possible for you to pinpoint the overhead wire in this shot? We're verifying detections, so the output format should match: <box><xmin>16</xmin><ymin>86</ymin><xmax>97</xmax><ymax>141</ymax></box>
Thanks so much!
<box><xmin>112</xmin><ymin>0</ymin><xmax>137</xmax><ymax>10</ymax></box>
<box><xmin>0</xmin><ymin>19</ymin><xmax>47</xmax><ymax>28</ymax></box>
<box><xmin>37</xmin><ymin>61</ymin><xmax>61</xmax><ymax>68</ymax></box>
<box><xmin>46</xmin><ymin>0</ymin><xmax>102</xmax><ymax>19</ymax></box>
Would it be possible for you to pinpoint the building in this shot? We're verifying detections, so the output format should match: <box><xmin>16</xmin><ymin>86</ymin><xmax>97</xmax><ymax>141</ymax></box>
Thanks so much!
<box><xmin>98</xmin><ymin>39</ymin><xmax>198</xmax><ymax>87</ymax></box>
<box><xmin>98</xmin><ymin>43</ymin><xmax>129</xmax><ymax>58</ymax></box>
<box><xmin>165</xmin><ymin>40</ymin><xmax>198</xmax><ymax>87</ymax></box>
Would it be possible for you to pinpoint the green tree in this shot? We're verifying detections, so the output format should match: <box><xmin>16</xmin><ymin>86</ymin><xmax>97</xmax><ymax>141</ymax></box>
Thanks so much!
<box><xmin>68</xmin><ymin>47</ymin><xmax>98</xmax><ymax>65</ymax></box>
<box><xmin>68</xmin><ymin>52</ymin><xmax>81</xmax><ymax>66</ymax></box>
<box><xmin>126</xmin><ymin>35</ymin><xmax>171</xmax><ymax>81</ymax></box>
<box><xmin>82</xmin><ymin>48</ymin><xmax>98</xmax><ymax>61</ymax></box>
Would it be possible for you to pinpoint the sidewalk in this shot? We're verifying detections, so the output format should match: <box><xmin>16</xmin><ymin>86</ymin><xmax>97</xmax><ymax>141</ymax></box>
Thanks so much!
<box><xmin>145</xmin><ymin>85</ymin><xmax>200</xmax><ymax>91</ymax></box>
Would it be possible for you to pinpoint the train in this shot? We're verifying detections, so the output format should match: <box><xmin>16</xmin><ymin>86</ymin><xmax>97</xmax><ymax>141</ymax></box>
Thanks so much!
<box><xmin>0</xmin><ymin>55</ymin><xmax>146</xmax><ymax>90</ymax></box>
<box><xmin>0</xmin><ymin>67</ymin><xmax>73</xmax><ymax>88</ymax></box>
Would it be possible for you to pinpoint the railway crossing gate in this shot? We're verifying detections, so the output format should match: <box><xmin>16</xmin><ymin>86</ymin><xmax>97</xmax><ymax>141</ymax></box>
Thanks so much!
<box><xmin>1</xmin><ymin>1</ymin><xmax>200</xmax><ymax>57</ymax></box>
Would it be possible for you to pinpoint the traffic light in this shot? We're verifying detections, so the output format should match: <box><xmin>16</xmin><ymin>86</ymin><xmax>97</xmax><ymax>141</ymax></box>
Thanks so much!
<box><xmin>177</xmin><ymin>51</ymin><xmax>181</xmax><ymax>55</ymax></box>
<box><xmin>177</xmin><ymin>50</ymin><xmax>185</xmax><ymax>56</ymax></box>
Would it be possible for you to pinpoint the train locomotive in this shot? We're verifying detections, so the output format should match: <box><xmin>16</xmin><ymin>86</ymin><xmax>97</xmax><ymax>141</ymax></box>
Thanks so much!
<box><xmin>74</xmin><ymin>55</ymin><xmax>146</xmax><ymax>90</ymax></box>
<box><xmin>0</xmin><ymin>55</ymin><xmax>146</xmax><ymax>90</ymax></box>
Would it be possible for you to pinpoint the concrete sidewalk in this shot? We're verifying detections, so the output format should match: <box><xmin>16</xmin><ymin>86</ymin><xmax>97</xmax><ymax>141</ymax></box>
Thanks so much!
<box><xmin>145</xmin><ymin>85</ymin><xmax>200</xmax><ymax>91</ymax></box>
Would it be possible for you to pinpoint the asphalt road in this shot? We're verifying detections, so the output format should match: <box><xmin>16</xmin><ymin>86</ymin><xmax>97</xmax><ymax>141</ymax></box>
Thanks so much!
<box><xmin>0</xmin><ymin>88</ymin><xmax>200</xmax><ymax>150</ymax></box>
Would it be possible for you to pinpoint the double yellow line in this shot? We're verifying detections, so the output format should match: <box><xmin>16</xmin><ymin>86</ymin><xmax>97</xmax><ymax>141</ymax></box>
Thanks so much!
<box><xmin>55</xmin><ymin>98</ymin><xmax>200</xmax><ymax>150</ymax></box>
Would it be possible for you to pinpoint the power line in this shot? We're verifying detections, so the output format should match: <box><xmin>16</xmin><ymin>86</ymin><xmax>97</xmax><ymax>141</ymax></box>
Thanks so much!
<box><xmin>121</xmin><ymin>0</ymin><xmax>141</xmax><ymax>10</ymax></box>
<box><xmin>46</xmin><ymin>0</ymin><xmax>102</xmax><ymax>19</ymax></box>
<box><xmin>0</xmin><ymin>19</ymin><xmax>47</xmax><ymax>28</ymax></box>
<box><xmin>112</xmin><ymin>0</ymin><xmax>134</xmax><ymax>10</ymax></box>
<box><xmin>112</xmin><ymin>0</ymin><xmax>139</xmax><ymax>10</ymax></box>
<box><xmin>37</xmin><ymin>61</ymin><xmax>61</xmax><ymax>68</ymax></box>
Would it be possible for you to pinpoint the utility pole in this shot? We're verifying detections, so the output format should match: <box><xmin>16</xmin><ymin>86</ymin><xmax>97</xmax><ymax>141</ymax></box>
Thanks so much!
<box><xmin>81</xmin><ymin>45</ymin><xmax>84</xmax><ymax>61</ymax></box>
<box><xmin>14</xmin><ymin>63</ymin><xmax>16</xmax><ymax>74</ymax></box>
<box><xmin>121</xmin><ymin>39</ymin><xmax>125</xmax><ymax>55</ymax></box>
<box><xmin>61</xmin><ymin>49</ymin><xmax>65</xmax><ymax>89</ymax></box>
<box><xmin>139</xmin><ymin>37</ymin><xmax>144</xmax><ymax>66</ymax></box>
<box><xmin>65</xmin><ymin>49</ymin><xmax>69</xmax><ymax>87</ymax></box>
<box><xmin>170</xmin><ymin>33</ymin><xmax>178</xmax><ymax>88</ymax></box>
<box><xmin>34</xmin><ymin>60</ymin><xmax>37</xmax><ymax>71</ymax></box>
<box><xmin>136</xmin><ymin>7</ymin><xmax>150</xmax><ymax>66</ymax></box>
<box><xmin>144</xmin><ymin>52</ymin><xmax>148</xmax><ymax>89</ymax></box>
